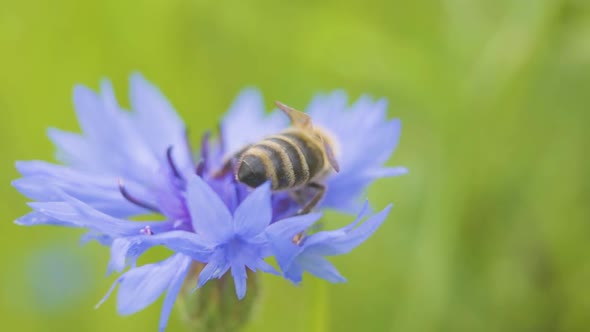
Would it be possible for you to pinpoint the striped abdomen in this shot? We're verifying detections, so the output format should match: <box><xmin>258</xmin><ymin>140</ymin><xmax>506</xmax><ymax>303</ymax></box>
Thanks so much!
<box><xmin>236</xmin><ymin>130</ymin><xmax>326</xmax><ymax>190</ymax></box>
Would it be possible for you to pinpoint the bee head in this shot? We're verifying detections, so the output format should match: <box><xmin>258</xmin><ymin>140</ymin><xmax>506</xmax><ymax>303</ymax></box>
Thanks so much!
<box><xmin>236</xmin><ymin>154</ymin><xmax>268</xmax><ymax>188</ymax></box>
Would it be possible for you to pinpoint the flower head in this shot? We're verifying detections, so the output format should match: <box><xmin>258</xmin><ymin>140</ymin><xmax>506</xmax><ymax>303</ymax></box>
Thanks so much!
<box><xmin>14</xmin><ymin>73</ymin><xmax>195</xmax><ymax>237</ymax></box>
<box><xmin>109</xmin><ymin>176</ymin><xmax>324</xmax><ymax>299</ymax></box>
<box><xmin>267</xmin><ymin>201</ymin><xmax>392</xmax><ymax>284</ymax></box>
<box><xmin>13</xmin><ymin>75</ymin><xmax>405</xmax><ymax>331</ymax></box>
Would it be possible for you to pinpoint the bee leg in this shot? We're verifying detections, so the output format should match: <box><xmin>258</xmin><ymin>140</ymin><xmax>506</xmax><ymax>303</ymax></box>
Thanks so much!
<box><xmin>290</xmin><ymin>188</ymin><xmax>307</xmax><ymax>206</ymax></box>
<box><xmin>296</xmin><ymin>182</ymin><xmax>326</xmax><ymax>215</ymax></box>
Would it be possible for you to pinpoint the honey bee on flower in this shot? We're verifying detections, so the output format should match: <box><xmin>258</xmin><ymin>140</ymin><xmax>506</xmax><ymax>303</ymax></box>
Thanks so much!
<box><xmin>13</xmin><ymin>74</ymin><xmax>406</xmax><ymax>331</ymax></box>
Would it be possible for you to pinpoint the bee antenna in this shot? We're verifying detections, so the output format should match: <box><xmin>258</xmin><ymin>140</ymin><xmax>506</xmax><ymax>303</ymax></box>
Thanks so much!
<box><xmin>118</xmin><ymin>178</ymin><xmax>161</xmax><ymax>213</ymax></box>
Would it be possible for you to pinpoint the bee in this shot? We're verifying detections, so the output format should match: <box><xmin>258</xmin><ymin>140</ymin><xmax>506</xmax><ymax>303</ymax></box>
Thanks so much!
<box><xmin>234</xmin><ymin>101</ymin><xmax>340</xmax><ymax>215</ymax></box>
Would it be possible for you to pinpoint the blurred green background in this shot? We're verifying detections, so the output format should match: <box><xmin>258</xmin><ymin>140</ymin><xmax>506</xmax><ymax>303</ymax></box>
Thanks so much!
<box><xmin>1</xmin><ymin>0</ymin><xmax>589</xmax><ymax>331</ymax></box>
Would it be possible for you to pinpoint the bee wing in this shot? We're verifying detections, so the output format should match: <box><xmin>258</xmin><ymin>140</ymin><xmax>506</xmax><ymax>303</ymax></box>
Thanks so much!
<box><xmin>322</xmin><ymin>140</ymin><xmax>340</xmax><ymax>173</ymax></box>
<box><xmin>275</xmin><ymin>100</ymin><xmax>339</xmax><ymax>172</ymax></box>
<box><xmin>274</xmin><ymin>101</ymin><xmax>312</xmax><ymax>129</ymax></box>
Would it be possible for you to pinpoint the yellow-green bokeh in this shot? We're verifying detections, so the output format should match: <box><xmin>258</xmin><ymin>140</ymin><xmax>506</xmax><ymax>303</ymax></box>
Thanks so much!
<box><xmin>1</xmin><ymin>0</ymin><xmax>589</xmax><ymax>331</ymax></box>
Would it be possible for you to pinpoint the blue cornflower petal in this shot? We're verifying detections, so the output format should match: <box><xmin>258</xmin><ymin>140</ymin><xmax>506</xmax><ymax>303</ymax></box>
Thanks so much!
<box><xmin>108</xmin><ymin>237</ymin><xmax>142</xmax><ymax>273</ymax></box>
<box><xmin>366</xmin><ymin>166</ymin><xmax>409</xmax><ymax>178</ymax></box>
<box><xmin>56</xmin><ymin>82</ymin><xmax>156</xmax><ymax>179</ymax></box>
<box><xmin>129</xmin><ymin>73</ymin><xmax>193</xmax><ymax>175</ymax></box>
<box><xmin>306</xmin><ymin>92</ymin><xmax>405</xmax><ymax>212</ymax></box>
<box><xmin>265</xmin><ymin>212</ymin><xmax>323</xmax><ymax>272</ymax></box>
<box><xmin>220</xmin><ymin>88</ymin><xmax>288</xmax><ymax>157</ymax></box>
<box><xmin>13</xmin><ymin>161</ymin><xmax>149</xmax><ymax>216</ymax></box>
<box><xmin>295</xmin><ymin>255</ymin><xmax>346</xmax><ymax>283</ymax></box>
<box><xmin>247</xmin><ymin>258</ymin><xmax>277</xmax><ymax>274</ymax></box>
<box><xmin>109</xmin><ymin>231</ymin><xmax>213</xmax><ymax>273</ymax></box>
<box><xmin>20</xmin><ymin>193</ymin><xmax>174</xmax><ymax>238</ymax></box>
<box><xmin>233</xmin><ymin>182</ymin><xmax>272</xmax><ymax>238</ymax></box>
<box><xmin>80</xmin><ymin>231</ymin><xmax>113</xmax><ymax>246</ymax></box>
<box><xmin>197</xmin><ymin>251</ymin><xmax>230</xmax><ymax>287</ymax></box>
<box><xmin>48</xmin><ymin>128</ymin><xmax>98</xmax><ymax>170</ymax></box>
<box><xmin>231</xmin><ymin>261</ymin><xmax>248</xmax><ymax>299</ymax></box>
<box><xmin>305</xmin><ymin>204</ymin><xmax>392</xmax><ymax>256</ymax></box>
<box><xmin>180</xmin><ymin>178</ymin><xmax>281</xmax><ymax>298</ymax></box>
<box><xmin>15</xmin><ymin>211</ymin><xmax>73</xmax><ymax>228</ymax></box>
<box><xmin>270</xmin><ymin>203</ymin><xmax>392</xmax><ymax>284</ymax></box>
<box><xmin>304</xmin><ymin>90</ymin><xmax>349</xmax><ymax>128</ymax></box>
<box><xmin>283</xmin><ymin>263</ymin><xmax>304</xmax><ymax>285</ymax></box>
<box><xmin>186</xmin><ymin>175</ymin><xmax>233</xmax><ymax>243</ymax></box>
<box><xmin>16</xmin><ymin>74</ymin><xmax>193</xmax><ymax>220</ymax></box>
<box><xmin>158</xmin><ymin>256</ymin><xmax>192</xmax><ymax>332</ymax></box>
<box><xmin>96</xmin><ymin>253</ymin><xmax>192</xmax><ymax>332</ymax></box>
